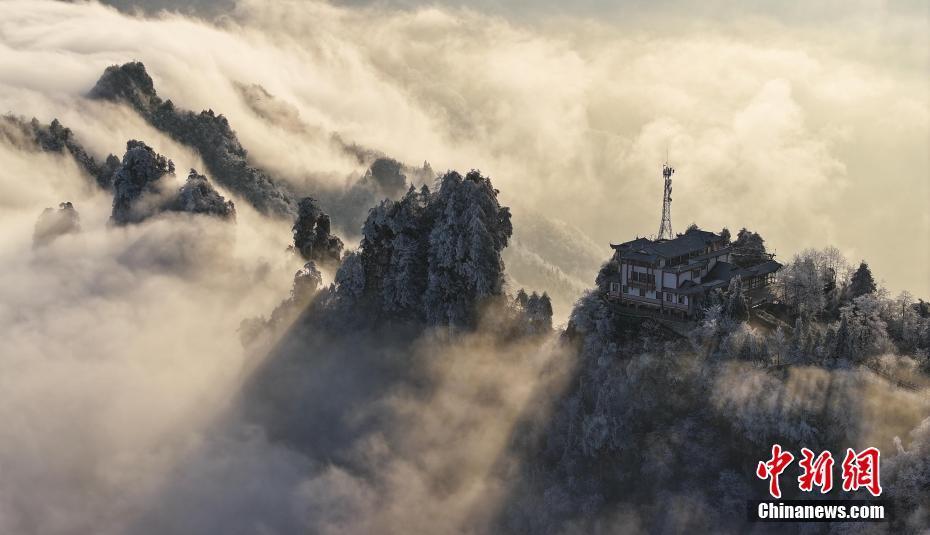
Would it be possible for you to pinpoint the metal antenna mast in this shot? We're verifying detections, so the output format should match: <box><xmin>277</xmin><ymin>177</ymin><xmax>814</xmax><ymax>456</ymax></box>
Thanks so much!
<box><xmin>657</xmin><ymin>155</ymin><xmax>675</xmax><ymax>240</ymax></box>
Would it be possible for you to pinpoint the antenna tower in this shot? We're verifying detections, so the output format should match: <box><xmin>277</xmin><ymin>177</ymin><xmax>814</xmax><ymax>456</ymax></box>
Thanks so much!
<box><xmin>657</xmin><ymin>158</ymin><xmax>675</xmax><ymax>240</ymax></box>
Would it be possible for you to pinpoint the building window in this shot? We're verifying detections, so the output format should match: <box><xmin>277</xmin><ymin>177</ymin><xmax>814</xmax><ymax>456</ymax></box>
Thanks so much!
<box><xmin>630</xmin><ymin>271</ymin><xmax>656</xmax><ymax>285</ymax></box>
<box><xmin>639</xmin><ymin>287</ymin><xmax>644</xmax><ymax>297</ymax></box>
<box><xmin>666</xmin><ymin>293</ymin><xmax>672</xmax><ymax>302</ymax></box>
<box><xmin>622</xmin><ymin>285</ymin><xmax>628</xmax><ymax>293</ymax></box>
<box><xmin>678</xmin><ymin>295</ymin><xmax>686</xmax><ymax>304</ymax></box>
<box><xmin>610</xmin><ymin>282</ymin><xmax>620</xmax><ymax>293</ymax></box>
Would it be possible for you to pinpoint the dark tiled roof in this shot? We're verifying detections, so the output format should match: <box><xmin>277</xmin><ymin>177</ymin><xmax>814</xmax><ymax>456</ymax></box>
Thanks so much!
<box><xmin>650</xmin><ymin>234</ymin><xmax>712</xmax><ymax>257</ymax></box>
<box><xmin>611</xmin><ymin>227</ymin><xmax>725</xmax><ymax>260</ymax></box>
<box><xmin>677</xmin><ymin>284</ymin><xmax>708</xmax><ymax>296</ymax></box>
<box><xmin>613</xmin><ymin>237</ymin><xmax>652</xmax><ymax>250</ymax></box>
<box><xmin>699</xmin><ymin>259</ymin><xmax>783</xmax><ymax>292</ymax></box>
<box><xmin>737</xmin><ymin>259</ymin><xmax>783</xmax><ymax>277</ymax></box>
<box><xmin>705</xmin><ymin>261</ymin><xmax>734</xmax><ymax>282</ymax></box>
<box><xmin>621</xmin><ymin>251</ymin><xmax>658</xmax><ymax>262</ymax></box>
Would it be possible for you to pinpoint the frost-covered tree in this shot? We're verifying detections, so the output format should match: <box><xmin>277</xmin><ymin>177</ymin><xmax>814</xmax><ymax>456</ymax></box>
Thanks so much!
<box><xmin>292</xmin><ymin>197</ymin><xmax>344</xmax><ymax>268</ymax></box>
<box><xmin>817</xmin><ymin>246</ymin><xmax>850</xmax><ymax>291</ymax></box>
<box><xmin>885</xmin><ymin>291</ymin><xmax>926</xmax><ymax>351</ymax></box>
<box><xmin>724</xmin><ymin>277</ymin><xmax>749</xmax><ymax>321</ymax></box>
<box><xmin>914</xmin><ymin>299</ymin><xmax>930</xmax><ymax>319</ymax></box>
<box><xmin>524</xmin><ymin>292</ymin><xmax>553</xmax><ymax>334</ymax></box>
<box><xmin>291</xmin><ymin>262</ymin><xmax>324</xmax><ymax>303</ymax></box>
<box><xmin>689</xmin><ymin>304</ymin><xmax>726</xmax><ymax>356</ymax></box>
<box><xmin>110</xmin><ymin>143</ymin><xmax>235</xmax><ymax>225</ymax></box>
<box><xmin>730</xmin><ymin>227</ymin><xmax>767</xmax><ymax>267</ymax></box>
<box><xmin>830</xmin><ymin>316</ymin><xmax>851</xmax><ymax>361</ymax></box>
<box><xmin>831</xmin><ymin>294</ymin><xmax>892</xmax><ymax>362</ymax></box>
<box><xmin>770</xmin><ymin>326</ymin><xmax>789</xmax><ymax>365</ymax></box>
<box><xmin>111</xmin><ymin>140</ymin><xmax>175</xmax><ymax>225</ymax></box>
<box><xmin>328</xmin><ymin>170</ymin><xmax>512</xmax><ymax>329</ymax></box>
<box><xmin>775</xmin><ymin>247</ymin><xmax>852</xmax><ymax>320</ymax></box>
<box><xmin>347</xmin><ymin>185</ymin><xmax>431</xmax><ymax>318</ymax></box>
<box><xmin>374</xmin><ymin>187</ymin><xmax>431</xmax><ymax>315</ymax></box>
<box><xmin>722</xmin><ymin>322</ymin><xmax>766</xmax><ymax>360</ymax></box>
<box><xmin>885</xmin><ymin>418</ymin><xmax>930</xmax><ymax>531</ymax></box>
<box><xmin>498</xmin><ymin>289</ymin><xmax>556</xmax><ymax>336</ymax></box>
<box><xmin>849</xmin><ymin>261</ymin><xmax>877</xmax><ymax>298</ymax></box>
<box><xmin>334</xmin><ymin>251</ymin><xmax>366</xmax><ymax>300</ymax></box>
<box><xmin>164</xmin><ymin>169</ymin><xmax>236</xmax><ymax>219</ymax></box>
<box><xmin>790</xmin><ymin>316</ymin><xmax>827</xmax><ymax>363</ymax></box>
<box><xmin>780</xmin><ymin>252</ymin><xmax>826</xmax><ymax>318</ymax></box>
<box><xmin>424</xmin><ymin>170</ymin><xmax>512</xmax><ymax>328</ymax></box>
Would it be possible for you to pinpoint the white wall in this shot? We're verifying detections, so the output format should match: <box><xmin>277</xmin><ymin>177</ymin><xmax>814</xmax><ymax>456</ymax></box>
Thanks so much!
<box><xmin>663</xmin><ymin>272</ymin><xmax>675</xmax><ymax>288</ymax></box>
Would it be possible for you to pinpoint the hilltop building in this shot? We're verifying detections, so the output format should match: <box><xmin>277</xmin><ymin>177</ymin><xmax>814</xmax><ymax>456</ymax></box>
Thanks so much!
<box><xmin>602</xmin><ymin>226</ymin><xmax>781</xmax><ymax>318</ymax></box>
<box><xmin>601</xmin><ymin>161</ymin><xmax>781</xmax><ymax>318</ymax></box>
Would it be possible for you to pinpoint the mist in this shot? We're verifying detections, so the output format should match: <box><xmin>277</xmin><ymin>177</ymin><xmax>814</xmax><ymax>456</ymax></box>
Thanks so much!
<box><xmin>0</xmin><ymin>1</ymin><xmax>927</xmax><ymax>534</ymax></box>
<box><xmin>3</xmin><ymin>0</ymin><xmax>926</xmax><ymax>307</ymax></box>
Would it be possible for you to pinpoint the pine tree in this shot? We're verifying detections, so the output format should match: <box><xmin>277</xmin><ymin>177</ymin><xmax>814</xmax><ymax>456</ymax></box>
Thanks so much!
<box><xmin>333</xmin><ymin>170</ymin><xmax>511</xmax><ymax>329</ymax></box>
<box><xmin>790</xmin><ymin>316</ymin><xmax>806</xmax><ymax>360</ymax></box>
<box><xmin>110</xmin><ymin>140</ymin><xmax>175</xmax><ymax>225</ymax></box>
<box><xmin>523</xmin><ymin>292</ymin><xmax>553</xmax><ymax>334</ymax></box>
<box><xmin>849</xmin><ymin>261</ymin><xmax>877</xmax><ymax>298</ymax></box>
<box><xmin>539</xmin><ymin>292</ymin><xmax>553</xmax><ymax>320</ymax></box>
<box><xmin>292</xmin><ymin>197</ymin><xmax>343</xmax><ymax>268</ymax></box>
<box><xmin>725</xmin><ymin>277</ymin><xmax>749</xmax><ymax>320</ymax></box>
<box><xmin>731</xmin><ymin>228</ymin><xmax>767</xmax><ymax>268</ymax></box>
<box><xmin>334</xmin><ymin>251</ymin><xmax>365</xmax><ymax>299</ymax></box>
<box><xmin>424</xmin><ymin>170</ymin><xmax>512</xmax><ymax>328</ymax></box>
<box><xmin>515</xmin><ymin>289</ymin><xmax>529</xmax><ymax>308</ymax></box>
<box><xmin>832</xmin><ymin>316</ymin><xmax>851</xmax><ymax>360</ymax></box>
<box><xmin>164</xmin><ymin>169</ymin><xmax>235</xmax><ymax>219</ymax></box>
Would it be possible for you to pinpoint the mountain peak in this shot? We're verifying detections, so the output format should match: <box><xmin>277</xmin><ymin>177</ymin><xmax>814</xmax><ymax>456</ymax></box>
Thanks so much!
<box><xmin>89</xmin><ymin>62</ymin><xmax>159</xmax><ymax>110</ymax></box>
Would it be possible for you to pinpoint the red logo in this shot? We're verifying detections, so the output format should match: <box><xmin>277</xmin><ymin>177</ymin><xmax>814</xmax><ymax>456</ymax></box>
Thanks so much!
<box><xmin>841</xmin><ymin>447</ymin><xmax>882</xmax><ymax>497</ymax></box>
<box><xmin>798</xmin><ymin>448</ymin><xmax>834</xmax><ymax>493</ymax></box>
<box><xmin>757</xmin><ymin>445</ymin><xmax>882</xmax><ymax>498</ymax></box>
<box><xmin>756</xmin><ymin>444</ymin><xmax>794</xmax><ymax>499</ymax></box>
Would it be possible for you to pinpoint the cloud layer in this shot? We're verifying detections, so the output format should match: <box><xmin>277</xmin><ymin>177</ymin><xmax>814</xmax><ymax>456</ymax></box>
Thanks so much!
<box><xmin>4</xmin><ymin>0</ymin><xmax>927</xmax><ymax>300</ymax></box>
<box><xmin>0</xmin><ymin>1</ymin><xmax>927</xmax><ymax>533</ymax></box>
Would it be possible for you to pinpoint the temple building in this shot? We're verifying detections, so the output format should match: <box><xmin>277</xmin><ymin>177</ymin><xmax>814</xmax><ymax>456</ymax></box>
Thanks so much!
<box><xmin>602</xmin><ymin>226</ymin><xmax>781</xmax><ymax>318</ymax></box>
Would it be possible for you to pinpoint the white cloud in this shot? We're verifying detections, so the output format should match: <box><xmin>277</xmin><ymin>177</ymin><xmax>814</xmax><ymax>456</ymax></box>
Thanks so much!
<box><xmin>0</xmin><ymin>0</ymin><xmax>926</xmax><ymax>531</ymax></box>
